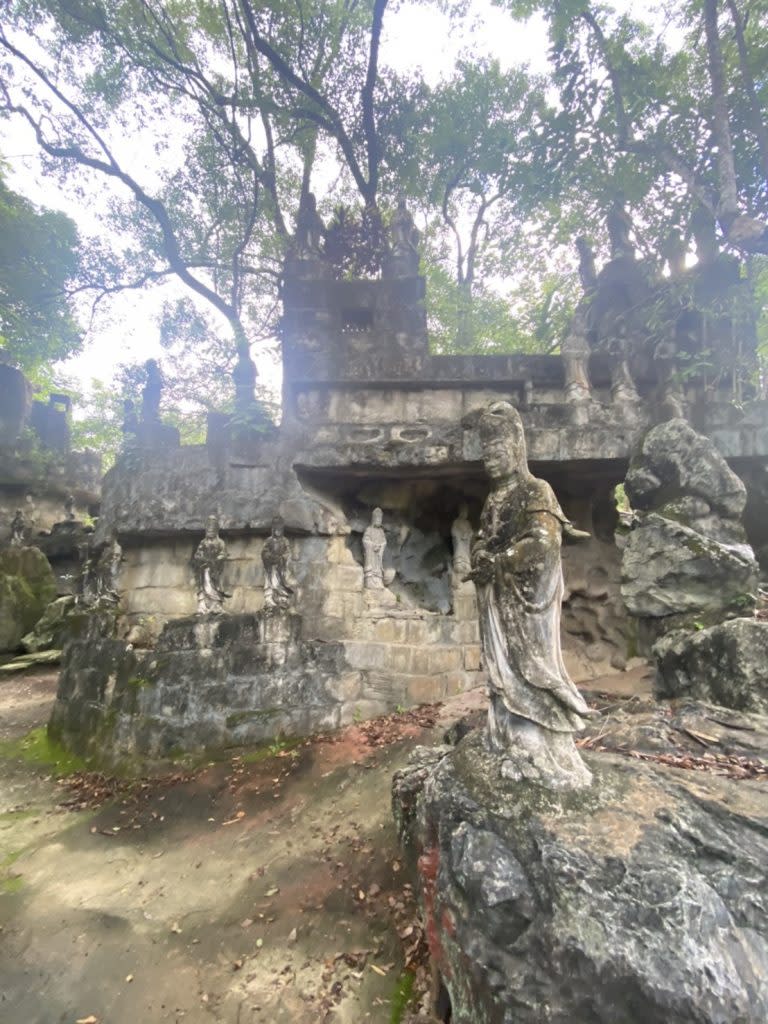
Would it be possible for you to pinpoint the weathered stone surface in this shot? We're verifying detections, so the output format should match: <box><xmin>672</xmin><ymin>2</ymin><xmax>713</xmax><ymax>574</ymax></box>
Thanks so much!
<box><xmin>621</xmin><ymin>513</ymin><xmax>758</xmax><ymax>623</ymax></box>
<box><xmin>626</xmin><ymin>418</ymin><xmax>747</xmax><ymax>530</ymax></box>
<box><xmin>0</xmin><ymin>546</ymin><xmax>57</xmax><ymax>652</ymax></box>
<box><xmin>21</xmin><ymin>594</ymin><xmax>76</xmax><ymax>652</ymax></box>
<box><xmin>654</xmin><ymin>618</ymin><xmax>768</xmax><ymax>712</ymax></box>
<box><xmin>394</xmin><ymin>708</ymin><xmax>768</xmax><ymax>1024</ymax></box>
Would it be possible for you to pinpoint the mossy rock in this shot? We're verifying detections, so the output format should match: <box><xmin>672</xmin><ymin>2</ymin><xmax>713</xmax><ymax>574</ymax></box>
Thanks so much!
<box><xmin>0</xmin><ymin>546</ymin><xmax>57</xmax><ymax>653</ymax></box>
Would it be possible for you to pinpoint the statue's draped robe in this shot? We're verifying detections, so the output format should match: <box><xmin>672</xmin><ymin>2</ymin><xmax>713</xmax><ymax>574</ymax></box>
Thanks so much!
<box><xmin>476</xmin><ymin>476</ymin><xmax>590</xmax><ymax>739</ymax></box>
<box><xmin>194</xmin><ymin>537</ymin><xmax>227</xmax><ymax>612</ymax></box>
<box><xmin>262</xmin><ymin>536</ymin><xmax>293</xmax><ymax>608</ymax></box>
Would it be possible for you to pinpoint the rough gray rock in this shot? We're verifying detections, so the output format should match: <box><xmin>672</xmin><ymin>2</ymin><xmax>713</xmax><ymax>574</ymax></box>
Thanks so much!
<box><xmin>0</xmin><ymin>546</ymin><xmax>57</xmax><ymax>653</ymax></box>
<box><xmin>626</xmin><ymin>417</ymin><xmax>747</xmax><ymax>530</ymax></box>
<box><xmin>621</xmin><ymin>513</ymin><xmax>758</xmax><ymax>622</ymax></box>
<box><xmin>21</xmin><ymin>594</ymin><xmax>76</xmax><ymax>653</ymax></box>
<box><xmin>654</xmin><ymin>618</ymin><xmax>768</xmax><ymax>712</ymax></box>
<box><xmin>393</xmin><ymin>713</ymin><xmax>768</xmax><ymax>1024</ymax></box>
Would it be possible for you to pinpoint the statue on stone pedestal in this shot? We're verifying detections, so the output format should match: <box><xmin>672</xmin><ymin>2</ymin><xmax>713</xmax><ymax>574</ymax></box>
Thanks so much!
<box><xmin>193</xmin><ymin>515</ymin><xmax>229</xmax><ymax>614</ymax></box>
<box><xmin>294</xmin><ymin>192</ymin><xmax>325</xmax><ymax>259</ymax></box>
<box><xmin>363</xmin><ymin>507</ymin><xmax>388</xmax><ymax>589</ymax></box>
<box><xmin>233</xmin><ymin>344</ymin><xmax>258</xmax><ymax>411</ymax></box>
<box><xmin>141</xmin><ymin>359</ymin><xmax>164</xmax><ymax>423</ymax></box>
<box><xmin>451</xmin><ymin>504</ymin><xmax>473</xmax><ymax>581</ymax></box>
<box><xmin>261</xmin><ymin>516</ymin><xmax>294</xmax><ymax>610</ymax></box>
<box><xmin>607</xmin><ymin>196</ymin><xmax>635</xmax><ymax>260</ymax></box>
<box><xmin>575</xmin><ymin>236</ymin><xmax>597</xmax><ymax>292</ymax></box>
<box><xmin>64</xmin><ymin>494</ymin><xmax>76</xmax><ymax>521</ymax></box>
<box><xmin>466</xmin><ymin>401</ymin><xmax>592</xmax><ymax>789</ymax></box>
<box><xmin>561</xmin><ymin>317</ymin><xmax>592</xmax><ymax>408</ymax></box>
<box><xmin>9</xmin><ymin>508</ymin><xmax>26</xmax><ymax>547</ymax></box>
<box><xmin>121</xmin><ymin>398</ymin><xmax>139</xmax><ymax>441</ymax></box>
<box><xmin>388</xmin><ymin>199</ymin><xmax>420</xmax><ymax>277</ymax></box>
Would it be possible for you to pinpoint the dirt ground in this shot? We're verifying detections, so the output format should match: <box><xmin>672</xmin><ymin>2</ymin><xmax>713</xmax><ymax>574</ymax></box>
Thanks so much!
<box><xmin>0</xmin><ymin>664</ymin><xmax>655</xmax><ymax>1024</ymax></box>
<box><xmin>0</xmin><ymin>670</ymin><xmax>492</xmax><ymax>1024</ymax></box>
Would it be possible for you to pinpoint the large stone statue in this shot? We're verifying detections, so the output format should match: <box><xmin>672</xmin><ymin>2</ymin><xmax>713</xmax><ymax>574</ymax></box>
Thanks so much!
<box><xmin>261</xmin><ymin>516</ymin><xmax>294</xmax><ymax>610</ymax></box>
<box><xmin>363</xmin><ymin>507</ymin><xmax>387</xmax><ymax>589</ymax></box>
<box><xmin>9</xmin><ymin>508</ymin><xmax>26</xmax><ymax>547</ymax></box>
<box><xmin>193</xmin><ymin>515</ymin><xmax>229</xmax><ymax>614</ymax></box>
<box><xmin>451</xmin><ymin>504</ymin><xmax>473</xmax><ymax>581</ymax></box>
<box><xmin>467</xmin><ymin>401</ymin><xmax>592</xmax><ymax>789</ymax></box>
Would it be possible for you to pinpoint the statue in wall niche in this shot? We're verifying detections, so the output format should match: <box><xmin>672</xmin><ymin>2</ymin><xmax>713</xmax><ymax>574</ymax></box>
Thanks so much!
<box><xmin>467</xmin><ymin>401</ymin><xmax>592</xmax><ymax>789</ymax></box>
<box><xmin>363</xmin><ymin>507</ymin><xmax>389</xmax><ymax>589</ymax></box>
<box><xmin>451</xmin><ymin>504</ymin><xmax>473</xmax><ymax>582</ymax></box>
<box><xmin>388</xmin><ymin>199</ymin><xmax>420</xmax><ymax>277</ymax></box>
<box><xmin>261</xmin><ymin>516</ymin><xmax>294</xmax><ymax>610</ymax></box>
<box><xmin>193</xmin><ymin>515</ymin><xmax>229</xmax><ymax>614</ymax></box>
<box><xmin>9</xmin><ymin>508</ymin><xmax>26</xmax><ymax>547</ymax></box>
<box><xmin>141</xmin><ymin>359</ymin><xmax>164</xmax><ymax>423</ymax></box>
<box><xmin>575</xmin><ymin>236</ymin><xmax>597</xmax><ymax>292</ymax></box>
<box><xmin>607</xmin><ymin>196</ymin><xmax>635</xmax><ymax>260</ymax></box>
<box><xmin>294</xmin><ymin>191</ymin><xmax>325</xmax><ymax>259</ymax></box>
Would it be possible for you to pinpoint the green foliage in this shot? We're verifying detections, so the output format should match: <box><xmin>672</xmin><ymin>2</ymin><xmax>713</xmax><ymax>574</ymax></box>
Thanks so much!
<box><xmin>0</xmin><ymin>171</ymin><xmax>83</xmax><ymax>373</ymax></box>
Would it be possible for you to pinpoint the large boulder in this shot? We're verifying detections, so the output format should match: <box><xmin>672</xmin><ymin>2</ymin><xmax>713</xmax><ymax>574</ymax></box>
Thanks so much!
<box><xmin>0</xmin><ymin>546</ymin><xmax>57</xmax><ymax>653</ymax></box>
<box><xmin>621</xmin><ymin>513</ymin><xmax>758</xmax><ymax>624</ymax></box>
<box><xmin>21</xmin><ymin>594</ymin><xmax>76</xmax><ymax>653</ymax></box>
<box><xmin>654</xmin><ymin>618</ymin><xmax>768</xmax><ymax>712</ymax></box>
<box><xmin>626</xmin><ymin>417</ymin><xmax>747</xmax><ymax>534</ymax></box>
<box><xmin>394</xmin><ymin>707</ymin><xmax>768</xmax><ymax>1024</ymax></box>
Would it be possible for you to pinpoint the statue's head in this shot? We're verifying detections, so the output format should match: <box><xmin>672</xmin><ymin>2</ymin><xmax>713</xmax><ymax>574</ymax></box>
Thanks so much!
<box><xmin>479</xmin><ymin>401</ymin><xmax>528</xmax><ymax>482</ymax></box>
<box><xmin>372</xmin><ymin>507</ymin><xmax>383</xmax><ymax>526</ymax></box>
<box><xmin>271</xmin><ymin>515</ymin><xmax>284</xmax><ymax>537</ymax></box>
<box><xmin>205</xmin><ymin>515</ymin><xmax>219</xmax><ymax>537</ymax></box>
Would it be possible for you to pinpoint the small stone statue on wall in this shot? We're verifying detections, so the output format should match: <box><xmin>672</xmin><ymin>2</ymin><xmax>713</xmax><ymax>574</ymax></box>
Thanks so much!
<box><xmin>96</xmin><ymin>533</ymin><xmax>122</xmax><ymax>605</ymax></box>
<box><xmin>193</xmin><ymin>515</ymin><xmax>229</xmax><ymax>614</ymax></box>
<box><xmin>9</xmin><ymin>508</ymin><xmax>26</xmax><ymax>547</ymax></box>
<box><xmin>294</xmin><ymin>192</ymin><xmax>325</xmax><ymax>259</ymax></box>
<box><xmin>141</xmin><ymin>359</ymin><xmax>164</xmax><ymax>423</ymax></box>
<box><xmin>233</xmin><ymin>343</ymin><xmax>258</xmax><ymax>412</ymax></box>
<box><xmin>262</xmin><ymin>516</ymin><xmax>294</xmax><ymax>610</ymax></box>
<box><xmin>363</xmin><ymin>507</ymin><xmax>388</xmax><ymax>589</ymax></box>
<box><xmin>388</xmin><ymin>199</ymin><xmax>420</xmax><ymax>277</ymax></box>
<box><xmin>467</xmin><ymin>401</ymin><xmax>592</xmax><ymax>789</ymax></box>
<box><xmin>451</xmin><ymin>504</ymin><xmax>473</xmax><ymax>582</ymax></box>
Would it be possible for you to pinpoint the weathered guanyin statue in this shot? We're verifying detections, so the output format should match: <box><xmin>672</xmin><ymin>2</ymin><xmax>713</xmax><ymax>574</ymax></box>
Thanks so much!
<box><xmin>261</xmin><ymin>516</ymin><xmax>294</xmax><ymax>610</ymax></box>
<box><xmin>193</xmin><ymin>515</ymin><xmax>229</xmax><ymax>614</ymax></box>
<box><xmin>363</xmin><ymin>507</ymin><xmax>387</xmax><ymax>589</ymax></box>
<box><xmin>467</xmin><ymin>401</ymin><xmax>592</xmax><ymax>789</ymax></box>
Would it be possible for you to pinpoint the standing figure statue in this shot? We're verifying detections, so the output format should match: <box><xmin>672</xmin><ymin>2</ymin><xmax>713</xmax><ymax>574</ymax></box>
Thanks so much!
<box><xmin>261</xmin><ymin>516</ymin><xmax>294</xmax><ymax>610</ymax></box>
<box><xmin>141</xmin><ymin>359</ymin><xmax>164</xmax><ymax>423</ymax></box>
<box><xmin>294</xmin><ymin>192</ymin><xmax>325</xmax><ymax>259</ymax></box>
<box><xmin>467</xmin><ymin>401</ymin><xmax>592</xmax><ymax>789</ymax></box>
<box><xmin>451</xmin><ymin>504</ymin><xmax>474</xmax><ymax>582</ymax></box>
<box><xmin>9</xmin><ymin>508</ymin><xmax>26</xmax><ymax>547</ymax></box>
<box><xmin>575</xmin><ymin>236</ymin><xmax>597</xmax><ymax>292</ymax></box>
<box><xmin>95</xmin><ymin>532</ymin><xmax>123</xmax><ymax>605</ymax></box>
<box><xmin>388</xmin><ymin>198</ymin><xmax>420</xmax><ymax>277</ymax></box>
<box><xmin>193</xmin><ymin>515</ymin><xmax>229</xmax><ymax>614</ymax></box>
<box><xmin>363</xmin><ymin>508</ymin><xmax>388</xmax><ymax>589</ymax></box>
<box><xmin>233</xmin><ymin>343</ymin><xmax>258</xmax><ymax>412</ymax></box>
<box><xmin>64</xmin><ymin>494</ymin><xmax>76</xmax><ymax>521</ymax></box>
<box><xmin>606</xmin><ymin>196</ymin><xmax>635</xmax><ymax>260</ymax></box>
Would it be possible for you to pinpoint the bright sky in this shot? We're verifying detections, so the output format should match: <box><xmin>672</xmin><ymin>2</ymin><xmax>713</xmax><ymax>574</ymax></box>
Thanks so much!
<box><xmin>0</xmin><ymin>0</ymin><xmax>671</xmax><ymax>400</ymax></box>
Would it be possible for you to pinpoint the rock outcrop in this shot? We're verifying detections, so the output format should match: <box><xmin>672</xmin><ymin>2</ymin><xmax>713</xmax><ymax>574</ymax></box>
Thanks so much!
<box><xmin>0</xmin><ymin>546</ymin><xmax>57</xmax><ymax>653</ymax></box>
<box><xmin>654</xmin><ymin>618</ymin><xmax>768</xmax><ymax>713</ymax></box>
<box><xmin>621</xmin><ymin>419</ymin><xmax>758</xmax><ymax>647</ymax></box>
<box><xmin>394</xmin><ymin>703</ymin><xmax>768</xmax><ymax>1024</ymax></box>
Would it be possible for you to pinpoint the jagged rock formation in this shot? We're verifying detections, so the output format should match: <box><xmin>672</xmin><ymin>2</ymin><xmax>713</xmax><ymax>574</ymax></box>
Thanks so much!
<box><xmin>0</xmin><ymin>546</ymin><xmax>57</xmax><ymax>653</ymax></box>
<box><xmin>393</xmin><ymin>703</ymin><xmax>768</xmax><ymax>1024</ymax></box>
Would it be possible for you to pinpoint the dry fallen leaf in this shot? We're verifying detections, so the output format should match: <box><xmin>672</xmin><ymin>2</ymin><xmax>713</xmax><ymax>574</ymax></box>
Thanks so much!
<box><xmin>76</xmin><ymin>1017</ymin><xmax>99</xmax><ymax>1024</ymax></box>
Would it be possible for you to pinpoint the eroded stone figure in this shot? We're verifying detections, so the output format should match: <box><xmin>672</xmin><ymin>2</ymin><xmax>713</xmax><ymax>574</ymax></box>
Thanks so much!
<box><xmin>64</xmin><ymin>494</ymin><xmax>76</xmax><ymax>521</ymax></box>
<box><xmin>261</xmin><ymin>516</ymin><xmax>294</xmax><ymax>610</ymax></box>
<box><xmin>9</xmin><ymin>508</ymin><xmax>26</xmax><ymax>547</ymax></box>
<box><xmin>468</xmin><ymin>401</ymin><xmax>592</xmax><ymax>789</ymax></box>
<box><xmin>233</xmin><ymin>343</ymin><xmax>258</xmax><ymax>411</ymax></box>
<box><xmin>363</xmin><ymin>507</ymin><xmax>387</xmax><ymax>589</ymax></box>
<box><xmin>294</xmin><ymin>192</ymin><xmax>325</xmax><ymax>259</ymax></box>
<box><xmin>96</xmin><ymin>533</ymin><xmax>122</xmax><ymax>605</ymax></box>
<box><xmin>193</xmin><ymin>515</ymin><xmax>229</xmax><ymax>614</ymax></box>
<box><xmin>141</xmin><ymin>359</ymin><xmax>164</xmax><ymax>423</ymax></box>
<box><xmin>451</xmin><ymin>504</ymin><xmax>473</xmax><ymax>581</ymax></box>
<box><xmin>389</xmin><ymin>199</ymin><xmax>420</xmax><ymax>277</ymax></box>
